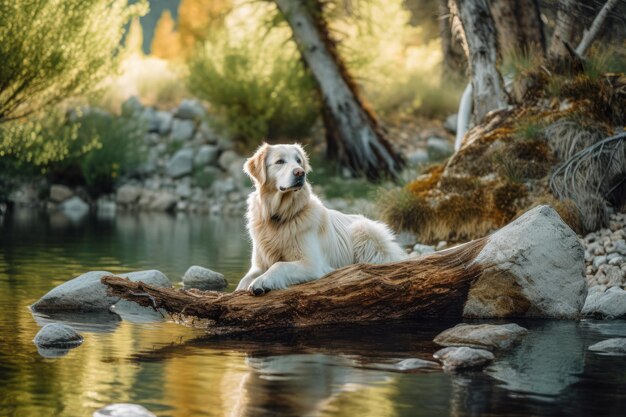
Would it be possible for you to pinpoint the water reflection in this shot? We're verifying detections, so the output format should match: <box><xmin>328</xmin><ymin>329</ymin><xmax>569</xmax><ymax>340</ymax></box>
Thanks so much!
<box><xmin>2</xmin><ymin>211</ymin><xmax>626</xmax><ymax>417</ymax></box>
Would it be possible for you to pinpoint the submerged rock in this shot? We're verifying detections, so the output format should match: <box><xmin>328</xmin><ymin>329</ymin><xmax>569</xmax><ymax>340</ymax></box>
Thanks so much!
<box><xmin>434</xmin><ymin>323</ymin><xmax>528</xmax><ymax>350</ymax></box>
<box><xmin>433</xmin><ymin>346</ymin><xmax>494</xmax><ymax>371</ymax></box>
<box><xmin>33</xmin><ymin>323</ymin><xmax>83</xmax><ymax>347</ymax></box>
<box><xmin>31</xmin><ymin>270</ymin><xmax>172</xmax><ymax>312</ymax></box>
<box><xmin>463</xmin><ymin>205</ymin><xmax>587</xmax><ymax>319</ymax></box>
<box><xmin>588</xmin><ymin>338</ymin><xmax>626</xmax><ymax>354</ymax></box>
<box><xmin>370</xmin><ymin>358</ymin><xmax>440</xmax><ymax>372</ymax></box>
<box><xmin>93</xmin><ymin>403</ymin><xmax>156</xmax><ymax>417</ymax></box>
<box><xmin>582</xmin><ymin>286</ymin><xmax>626</xmax><ymax>319</ymax></box>
<box><xmin>182</xmin><ymin>266</ymin><xmax>227</xmax><ymax>291</ymax></box>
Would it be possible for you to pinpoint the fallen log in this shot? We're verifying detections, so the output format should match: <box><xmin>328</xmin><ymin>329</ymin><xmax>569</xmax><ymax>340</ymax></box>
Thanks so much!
<box><xmin>102</xmin><ymin>206</ymin><xmax>587</xmax><ymax>336</ymax></box>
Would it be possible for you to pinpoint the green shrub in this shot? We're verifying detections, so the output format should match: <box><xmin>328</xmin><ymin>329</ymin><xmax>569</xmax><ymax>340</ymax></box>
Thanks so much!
<box><xmin>72</xmin><ymin>111</ymin><xmax>143</xmax><ymax>194</ymax></box>
<box><xmin>187</xmin><ymin>32</ymin><xmax>319</xmax><ymax>149</ymax></box>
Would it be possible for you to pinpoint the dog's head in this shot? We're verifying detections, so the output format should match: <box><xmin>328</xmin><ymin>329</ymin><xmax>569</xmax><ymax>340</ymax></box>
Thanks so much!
<box><xmin>244</xmin><ymin>143</ymin><xmax>311</xmax><ymax>192</ymax></box>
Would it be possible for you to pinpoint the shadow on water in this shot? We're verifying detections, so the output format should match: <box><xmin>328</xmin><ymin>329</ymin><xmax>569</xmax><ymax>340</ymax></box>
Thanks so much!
<box><xmin>2</xmin><ymin>210</ymin><xmax>626</xmax><ymax>416</ymax></box>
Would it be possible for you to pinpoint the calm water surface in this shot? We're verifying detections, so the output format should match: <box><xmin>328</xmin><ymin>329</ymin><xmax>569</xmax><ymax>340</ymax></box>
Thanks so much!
<box><xmin>1</xmin><ymin>209</ymin><xmax>626</xmax><ymax>417</ymax></box>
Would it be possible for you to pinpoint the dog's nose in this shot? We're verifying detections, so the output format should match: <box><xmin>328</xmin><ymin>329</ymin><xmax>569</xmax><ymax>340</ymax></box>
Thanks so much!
<box><xmin>293</xmin><ymin>168</ymin><xmax>305</xmax><ymax>178</ymax></box>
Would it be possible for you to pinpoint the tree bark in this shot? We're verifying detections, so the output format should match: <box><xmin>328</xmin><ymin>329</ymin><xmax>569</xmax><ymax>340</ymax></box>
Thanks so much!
<box><xmin>489</xmin><ymin>0</ymin><xmax>546</xmax><ymax>57</ymax></box>
<box><xmin>449</xmin><ymin>0</ymin><xmax>509</xmax><ymax>123</ymax></box>
<box><xmin>274</xmin><ymin>0</ymin><xmax>404</xmax><ymax>180</ymax></box>
<box><xmin>548</xmin><ymin>0</ymin><xmax>580</xmax><ymax>62</ymax></box>
<box><xmin>438</xmin><ymin>0</ymin><xmax>467</xmax><ymax>77</ymax></box>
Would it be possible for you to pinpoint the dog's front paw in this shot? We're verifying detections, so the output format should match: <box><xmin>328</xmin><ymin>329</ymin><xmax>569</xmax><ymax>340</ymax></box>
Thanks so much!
<box><xmin>248</xmin><ymin>277</ymin><xmax>270</xmax><ymax>296</ymax></box>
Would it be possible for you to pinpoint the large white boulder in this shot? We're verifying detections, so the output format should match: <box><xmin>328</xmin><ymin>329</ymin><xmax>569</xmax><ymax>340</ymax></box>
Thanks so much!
<box><xmin>463</xmin><ymin>205</ymin><xmax>587</xmax><ymax>319</ymax></box>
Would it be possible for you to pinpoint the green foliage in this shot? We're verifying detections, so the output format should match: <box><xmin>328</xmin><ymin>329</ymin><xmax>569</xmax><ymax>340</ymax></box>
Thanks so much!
<box><xmin>71</xmin><ymin>111</ymin><xmax>143</xmax><ymax>194</ymax></box>
<box><xmin>0</xmin><ymin>0</ymin><xmax>147</xmax><ymax>123</ymax></box>
<box><xmin>186</xmin><ymin>32</ymin><xmax>319</xmax><ymax>149</ymax></box>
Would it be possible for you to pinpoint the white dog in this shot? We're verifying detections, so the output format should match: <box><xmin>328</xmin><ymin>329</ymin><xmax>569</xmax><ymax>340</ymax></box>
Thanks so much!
<box><xmin>236</xmin><ymin>143</ymin><xmax>407</xmax><ymax>295</ymax></box>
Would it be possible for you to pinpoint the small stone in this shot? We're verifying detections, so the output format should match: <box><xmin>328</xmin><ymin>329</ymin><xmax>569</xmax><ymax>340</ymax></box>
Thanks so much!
<box><xmin>166</xmin><ymin>149</ymin><xmax>194</xmax><ymax>178</ymax></box>
<box><xmin>588</xmin><ymin>338</ymin><xmax>626</xmax><ymax>354</ymax></box>
<box><xmin>155</xmin><ymin>111</ymin><xmax>173</xmax><ymax>135</ymax></box>
<box><xmin>582</xmin><ymin>286</ymin><xmax>626</xmax><ymax>318</ymax></box>
<box><xmin>412</xmin><ymin>243</ymin><xmax>435</xmax><ymax>255</ymax></box>
<box><xmin>369</xmin><ymin>358</ymin><xmax>440</xmax><ymax>372</ymax></box>
<box><xmin>121</xmin><ymin>96</ymin><xmax>143</xmax><ymax>116</ymax></box>
<box><xmin>218</xmin><ymin>150</ymin><xmax>238</xmax><ymax>171</ymax></box>
<box><xmin>436</xmin><ymin>241</ymin><xmax>448</xmax><ymax>251</ymax></box>
<box><xmin>593</xmin><ymin>256</ymin><xmax>608</xmax><ymax>268</ymax></box>
<box><xmin>50</xmin><ymin>185</ymin><xmax>74</xmax><ymax>203</ymax></box>
<box><xmin>433</xmin><ymin>346</ymin><xmax>494</xmax><ymax>371</ymax></box>
<box><xmin>434</xmin><ymin>323</ymin><xmax>528</xmax><ymax>351</ymax></box>
<box><xmin>139</xmin><ymin>108</ymin><xmax>159</xmax><ymax>133</ymax></box>
<box><xmin>170</xmin><ymin>119</ymin><xmax>195</xmax><ymax>142</ymax></box>
<box><xmin>174</xmin><ymin>99</ymin><xmax>206</xmax><ymax>120</ymax></box>
<box><xmin>93</xmin><ymin>403</ymin><xmax>156</xmax><ymax>417</ymax></box>
<box><xmin>407</xmin><ymin>149</ymin><xmax>429</xmax><ymax>166</ymax></box>
<box><xmin>193</xmin><ymin>145</ymin><xmax>220</xmax><ymax>167</ymax></box>
<box><xmin>116</xmin><ymin>185</ymin><xmax>142</xmax><ymax>205</ymax></box>
<box><xmin>444</xmin><ymin>114</ymin><xmax>458</xmax><ymax>133</ymax></box>
<box><xmin>427</xmin><ymin>137</ymin><xmax>454</xmax><ymax>161</ymax></box>
<box><xmin>59</xmin><ymin>196</ymin><xmax>89</xmax><ymax>214</ymax></box>
<box><xmin>182</xmin><ymin>266</ymin><xmax>227</xmax><ymax>291</ymax></box>
<box><xmin>149</xmin><ymin>191</ymin><xmax>177</xmax><ymax>212</ymax></box>
<box><xmin>33</xmin><ymin>323</ymin><xmax>83</xmax><ymax>348</ymax></box>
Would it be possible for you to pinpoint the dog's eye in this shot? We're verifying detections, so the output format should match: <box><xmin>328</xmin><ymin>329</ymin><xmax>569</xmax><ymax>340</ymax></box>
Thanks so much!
<box><xmin>275</xmin><ymin>159</ymin><xmax>285</xmax><ymax>165</ymax></box>
<box><xmin>296</xmin><ymin>157</ymin><xmax>301</xmax><ymax>164</ymax></box>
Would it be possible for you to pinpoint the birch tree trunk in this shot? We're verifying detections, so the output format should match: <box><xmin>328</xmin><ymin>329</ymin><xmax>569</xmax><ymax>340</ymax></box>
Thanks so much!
<box><xmin>274</xmin><ymin>0</ymin><xmax>403</xmax><ymax>180</ymax></box>
<box><xmin>449</xmin><ymin>0</ymin><xmax>509</xmax><ymax>123</ymax></box>
<box><xmin>489</xmin><ymin>0</ymin><xmax>545</xmax><ymax>57</ymax></box>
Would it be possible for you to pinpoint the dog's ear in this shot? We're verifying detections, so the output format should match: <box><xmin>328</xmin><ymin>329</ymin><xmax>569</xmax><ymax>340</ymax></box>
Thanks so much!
<box><xmin>244</xmin><ymin>143</ymin><xmax>269</xmax><ymax>186</ymax></box>
<box><xmin>294</xmin><ymin>143</ymin><xmax>312</xmax><ymax>173</ymax></box>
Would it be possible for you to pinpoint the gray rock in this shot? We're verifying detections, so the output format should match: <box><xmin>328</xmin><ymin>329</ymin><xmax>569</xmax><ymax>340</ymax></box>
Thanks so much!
<box><xmin>211</xmin><ymin>178</ymin><xmax>237</xmax><ymax>196</ymax></box>
<box><xmin>8</xmin><ymin>183</ymin><xmax>39</xmax><ymax>206</ymax></box>
<box><xmin>427</xmin><ymin>137</ymin><xmax>454</xmax><ymax>161</ymax></box>
<box><xmin>155</xmin><ymin>110</ymin><xmax>173</xmax><ymax>135</ymax></box>
<box><xmin>148</xmin><ymin>191</ymin><xmax>177</xmax><ymax>212</ymax></box>
<box><xmin>217</xmin><ymin>137</ymin><xmax>234</xmax><ymax>151</ymax></box>
<box><xmin>109</xmin><ymin>300</ymin><xmax>166</xmax><ymax>323</ymax></box>
<box><xmin>121</xmin><ymin>96</ymin><xmax>143</xmax><ymax>116</ymax></box>
<box><xmin>463</xmin><ymin>205</ymin><xmax>587</xmax><ymax>319</ymax></box>
<box><xmin>588</xmin><ymin>338</ymin><xmax>626</xmax><ymax>354</ymax></box>
<box><xmin>609</xmin><ymin>239</ymin><xmax>626</xmax><ymax>256</ymax></box>
<box><xmin>182</xmin><ymin>266</ymin><xmax>227</xmax><ymax>291</ymax></box>
<box><xmin>31</xmin><ymin>270</ymin><xmax>171</xmax><ymax>312</ymax></box>
<box><xmin>50</xmin><ymin>184</ymin><xmax>74</xmax><ymax>203</ymax></box>
<box><xmin>593</xmin><ymin>255</ymin><xmax>607</xmax><ymax>268</ymax></box>
<box><xmin>433</xmin><ymin>346</ymin><xmax>494</xmax><ymax>371</ymax></box>
<box><xmin>93</xmin><ymin>403</ymin><xmax>156</xmax><ymax>417</ymax></box>
<box><xmin>33</xmin><ymin>323</ymin><xmax>83</xmax><ymax>347</ymax></box>
<box><xmin>434</xmin><ymin>323</ymin><xmax>528</xmax><ymax>350</ymax></box>
<box><xmin>436</xmin><ymin>241</ymin><xmax>447</xmax><ymax>251</ymax></box>
<box><xmin>193</xmin><ymin>144</ymin><xmax>220</xmax><ymax>167</ymax></box>
<box><xmin>170</xmin><ymin>119</ymin><xmax>195</xmax><ymax>142</ymax></box>
<box><xmin>369</xmin><ymin>358</ymin><xmax>440</xmax><ymax>372</ymax></box>
<box><xmin>175</xmin><ymin>181</ymin><xmax>192</xmax><ymax>199</ymax></box>
<box><xmin>166</xmin><ymin>149</ymin><xmax>194</xmax><ymax>178</ymax></box>
<box><xmin>582</xmin><ymin>286</ymin><xmax>626</xmax><ymax>318</ymax></box>
<box><xmin>413</xmin><ymin>243</ymin><xmax>435</xmax><ymax>255</ymax></box>
<box><xmin>139</xmin><ymin>108</ymin><xmax>159</xmax><ymax>133</ymax></box>
<box><xmin>197</xmin><ymin>121</ymin><xmax>218</xmax><ymax>144</ymax></box>
<box><xmin>444</xmin><ymin>113</ymin><xmax>458</xmax><ymax>133</ymax></box>
<box><xmin>174</xmin><ymin>99</ymin><xmax>206</xmax><ymax>120</ymax></box>
<box><xmin>116</xmin><ymin>185</ymin><xmax>142</xmax><ymax>205</ymax></box>
<box><xmin>218</xmin><ymin>150</ymin><xmax>238</xmax><ymax>170</ymax></box>
<box><xmin>59</xmin><ymin>196</ymin><xmax>89</xmax><ymax>214</ymax></box>
<box><xmin>407</xmin><ymin>149</ymin><xmax>429</xmax><ymax>166</ymax></box>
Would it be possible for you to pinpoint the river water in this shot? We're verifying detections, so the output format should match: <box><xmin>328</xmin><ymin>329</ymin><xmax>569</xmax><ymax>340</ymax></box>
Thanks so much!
<box><xmin>1</xmin><ymin>209</ymin><xmax>625</xmax><ymax>417</ymax></box>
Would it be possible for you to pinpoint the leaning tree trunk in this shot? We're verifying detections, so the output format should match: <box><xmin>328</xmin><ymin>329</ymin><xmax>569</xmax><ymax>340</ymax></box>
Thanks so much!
<box><xmin>274</xmin><ymin>0</ymin><xmax>403</xmax><ymax>180</ymax></box>
<box><xmin>449</xmin><ymin>0</ymin><xmax>509</xmax><ymax>123</ymax></box>
<box><xmin>102</xmin><ymin>206</ymin><xmax>586</xmax><ymax>337</ymax></box>
<box><xmin>489</xmin><ymin>0</ymin><xmax>546</xmax><ymax>57</ymax></box>
<box><xmin>438</xmin><ymin>0</ymin><xmax>467</xmax><ymax>77</ymax></box>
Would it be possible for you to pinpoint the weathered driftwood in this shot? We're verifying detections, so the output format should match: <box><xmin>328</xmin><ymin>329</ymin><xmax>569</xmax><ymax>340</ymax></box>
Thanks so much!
<box><xmin>103</xmin><ymin>238</ymin><xmax>485</xmax><ymax>336</ymax></box>
<box><xmin>102</xmin><ymin>205</ymin><xmax>587</xmax><ymax>336</ymax></box>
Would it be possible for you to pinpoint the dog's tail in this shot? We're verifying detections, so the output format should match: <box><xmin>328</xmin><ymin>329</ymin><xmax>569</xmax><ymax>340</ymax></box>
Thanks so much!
<box><xmin>351</xmin><ymin>219</ymin><xmax>407</xmax><ymax>264</ymax></box>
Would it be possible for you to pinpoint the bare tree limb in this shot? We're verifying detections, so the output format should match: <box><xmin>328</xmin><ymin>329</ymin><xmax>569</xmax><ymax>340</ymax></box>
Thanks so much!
<box><xmin>576</xmin><ymin>0</ymin><xmax>621</xmax><ymax>57</ymax></box>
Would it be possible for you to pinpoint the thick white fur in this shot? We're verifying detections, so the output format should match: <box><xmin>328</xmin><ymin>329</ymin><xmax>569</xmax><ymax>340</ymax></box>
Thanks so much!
<box><xmin>236</xmin><ymin>143</ymin><xmax>407</xmax><ymax>294</ymax></box>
